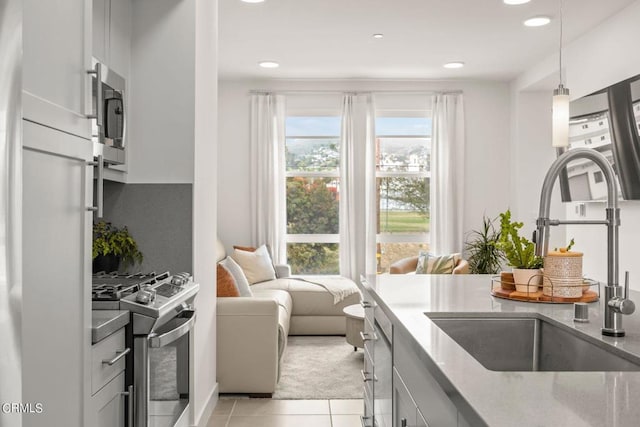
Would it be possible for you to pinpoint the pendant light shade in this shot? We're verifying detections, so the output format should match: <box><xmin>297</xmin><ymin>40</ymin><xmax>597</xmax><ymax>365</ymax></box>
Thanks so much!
<box><xmin>552</xmin><ymin>0</ymin><xmax>570</xmax><ymax>148</ymax></box>
<box><xmin>552</xmin><ymin>84</ymin><xmax>570</xmax><ymax>147</ymax></box>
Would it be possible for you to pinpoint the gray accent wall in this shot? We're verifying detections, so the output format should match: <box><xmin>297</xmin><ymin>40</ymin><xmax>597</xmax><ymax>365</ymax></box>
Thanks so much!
<box><xmin>101</xmin><ymin>182</ymin><xmax>193</xmax><ymax>274</ymax></box>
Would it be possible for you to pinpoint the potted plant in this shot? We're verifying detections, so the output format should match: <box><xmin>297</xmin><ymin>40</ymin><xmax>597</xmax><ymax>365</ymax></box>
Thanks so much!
<box><xmin>464</xmin><ymin>215</ymin><xmax>505</xmax><ymax>274</ymax></box>
<box><xmin>92</xmin><ymin>221</ymin><xmax>143</xmax><ymax>273</ymax></box>
<box><xmin>497</xmin><ymin>209</ymin><xmax>543</xmax><ymax>292</ymax></box>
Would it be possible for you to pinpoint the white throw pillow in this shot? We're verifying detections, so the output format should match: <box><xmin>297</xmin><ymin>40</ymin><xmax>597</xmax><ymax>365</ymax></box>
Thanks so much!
<box><xmin>232</xmin><ymin>245</ymin><xmax>277</xmax><ymax>285</ymax></box>
<box><xmin>220</xmin><ymin>256</ymin><xmax>253</xmax><ymax>297</ymax></box>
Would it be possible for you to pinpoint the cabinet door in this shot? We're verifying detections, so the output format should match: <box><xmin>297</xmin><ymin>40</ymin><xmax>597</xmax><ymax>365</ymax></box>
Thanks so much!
<box><xmin>23</xmin><ymin>0</ymin><xmax>92</xmax><ymax>139</ymax></box>
<box><xmin>374</xmin><ymin>326</ymin><xmax>392</xmax><ymax>427</ymax></box>
<box><xmin>91</xmin><ymin>372</ymin><xmax>126</xmax><ymax>427</ymax></box>
<box><xmin>93</xmin><ymin>0</ymin><xmax>108</xmax><ymax>63</ymax></box>
<box><xmin>22</xmin><ymin>121</ymin><xmax>93</xmax><ymax>427</ymax></box>
<box><xmin>393</xmin><ymin>368</ymin><xmax>417</xmax><ymax>427</ymax></box>
<box><xmin>108</xmin><ymin>0</ymin><xmax>132</xmax><ymax>77</ymax></box>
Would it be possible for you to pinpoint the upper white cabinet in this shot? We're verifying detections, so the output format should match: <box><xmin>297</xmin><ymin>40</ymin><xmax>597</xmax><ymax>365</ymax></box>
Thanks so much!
<box><xmin>93</xmin><ymin>0</ymin><xmax>132</xmax><ymax>78</ymax></box>
<box><xmin>23</xmin><ymin>0</ymin><xmax>92</xmax><ymax>139</ymax></box>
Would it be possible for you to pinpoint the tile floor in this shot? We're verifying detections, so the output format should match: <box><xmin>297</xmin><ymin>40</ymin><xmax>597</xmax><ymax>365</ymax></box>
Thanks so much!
<box><xmin>205</xmin><ymin>398</ymin><xmax>363</xmax><ymax>427</ymax></box>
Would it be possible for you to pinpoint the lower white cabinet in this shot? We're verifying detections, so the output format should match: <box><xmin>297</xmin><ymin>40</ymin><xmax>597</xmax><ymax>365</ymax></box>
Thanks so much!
<box><xmin>91</xmin><ymin>372</ymin><xmax>126</xmax><ymax>427</ymax></box>
<box><xmin>90</xmin><ymin>328</ymin><xmax>129</xmax><ymax>427</ymax></box>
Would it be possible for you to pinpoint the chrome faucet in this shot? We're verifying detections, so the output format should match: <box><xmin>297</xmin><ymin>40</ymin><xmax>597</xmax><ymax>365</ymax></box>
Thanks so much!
<box><xmin>535</xmin><ymin>147</ymin><xmax>634</xmax><ymax>337</ymax></box>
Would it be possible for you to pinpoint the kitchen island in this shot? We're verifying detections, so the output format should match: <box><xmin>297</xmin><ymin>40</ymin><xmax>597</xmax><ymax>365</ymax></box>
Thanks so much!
<box><xmin>360</xmin><ymin>273</ymin><xmax>640</xmax><ymax>427</ymax></box>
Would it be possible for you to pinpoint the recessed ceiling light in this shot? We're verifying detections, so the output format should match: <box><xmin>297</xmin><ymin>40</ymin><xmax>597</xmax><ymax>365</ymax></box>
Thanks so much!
<box><xmin>241</xmin><ymin>0</ymin><xmax>265</xmax><ymax>3</ymax></box>
<box><xmin>503</xmin><ymin>0</ymin><xmax>530</xmax><ymax>5</ymax></box>
<box><xmin>524</xmin><ymin>16</ymin><xmax>551</xmax><ymax>27</ymax></box>
<box><xmin>258</xmin><ymin>61</ymin><xmax>279</xmax><ymax>69</ymax></box>
<box><xmin>443</xmin><ymin>62</ymin><xmax>465</xmax><ymax>69</ymax></box>
<box><xmin>372</xmin><ymin>33</ymin><xmax>384</xmax><ymax>39</ymax></box>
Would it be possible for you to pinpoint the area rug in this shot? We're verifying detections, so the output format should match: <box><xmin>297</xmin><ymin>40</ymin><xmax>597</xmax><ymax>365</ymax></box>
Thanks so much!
<box><xmin>273</xmin><ymin>335</ymin><xmax>364</xmax><ymax>400</ymax></box>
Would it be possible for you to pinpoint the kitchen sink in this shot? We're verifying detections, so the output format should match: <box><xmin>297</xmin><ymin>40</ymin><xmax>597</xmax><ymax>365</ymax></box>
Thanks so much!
<box><xmin>426</xmin><ymin>314</ymin><xmax>640</xmax><ymax>371</ymax></box>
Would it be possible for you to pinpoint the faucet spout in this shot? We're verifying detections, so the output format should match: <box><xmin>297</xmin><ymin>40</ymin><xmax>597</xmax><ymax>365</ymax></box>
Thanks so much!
<box><xmin>535</xmin><ymin>148</ymin><xmax>631</xmax><ymax>337</ymax></box>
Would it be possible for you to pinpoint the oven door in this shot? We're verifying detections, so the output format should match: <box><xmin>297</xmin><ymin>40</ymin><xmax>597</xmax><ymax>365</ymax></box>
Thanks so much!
<box><xmin>146</xmin><ymin>312</ymin><xmax>195</xmax><ymax>427</ymax></box>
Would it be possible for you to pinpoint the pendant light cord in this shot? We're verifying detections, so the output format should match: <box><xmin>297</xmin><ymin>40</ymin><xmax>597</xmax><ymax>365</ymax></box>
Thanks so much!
<box><xmin>559</xmin><ymin>0</ymin><xmax>563</xmax><ymax>86</ymax></box>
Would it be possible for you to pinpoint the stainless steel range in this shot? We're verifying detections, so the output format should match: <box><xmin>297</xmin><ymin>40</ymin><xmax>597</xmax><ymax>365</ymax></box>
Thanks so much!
<box><xmin>92</xmin><ymin>272</ymin><xmax>199</xmax><ymax>427</ymax></box>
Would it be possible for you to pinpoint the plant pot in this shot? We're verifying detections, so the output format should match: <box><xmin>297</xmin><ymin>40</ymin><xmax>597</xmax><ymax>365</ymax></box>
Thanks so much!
<box><xmin>512</xmin><ymin>268</ymin><xmax>542</xmax><ymax>293</ymax></box>
<box><xmin>93</xmin><ymin>254</ymin><xmax>121</xmax><ymax>273</ymax></box>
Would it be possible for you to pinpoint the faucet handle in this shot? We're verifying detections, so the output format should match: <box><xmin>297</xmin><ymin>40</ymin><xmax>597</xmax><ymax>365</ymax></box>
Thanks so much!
<box><xmin>625</xmin><ymin>271</ymin><xmax>630</xmax><ymax>300</ymax></box>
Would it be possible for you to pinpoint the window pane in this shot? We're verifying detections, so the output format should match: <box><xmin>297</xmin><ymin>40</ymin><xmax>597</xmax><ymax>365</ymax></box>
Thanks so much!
<box><xmin>377</xmin><ymin>137</ymin><xmax>430</xmax><ymax>172</ymax></box>
<box><xmin>286</xmin><ymin>138</ymin><xmax>340</xmax><ymax>171</ymax></box>
<box><xmin>287</xmin><ymin>177</ymin><xmax>339</xmax><ymax>234</ymax></box>
<box><xmin>376</xmin><ymin>117</ymin><xmax>431</xmax><ymax>136</ymax></box>
<box><xmin>376</xmin><ymin>242</ymin><xmax>429</xmax><ymax>274</ymax></box>
<box><xmin>377</xmin><ymin>177</ymin><xmax>429</xmax><ymax>233</ymax></box>
<box><xmin>286</xmin><ymin>116</ymin><xmax>341</xmax><ymax>137</ymax></box>
<box><xmin>287</xmin><ymin>243</ymin><xmax>339</xmax><ymax>275</ymax></box>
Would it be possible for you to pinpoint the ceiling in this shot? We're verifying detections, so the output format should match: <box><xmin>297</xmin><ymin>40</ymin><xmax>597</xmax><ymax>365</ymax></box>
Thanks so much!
<box><xmin>219</xmin><ymin>0</ymin><xmax>636</xmax><ymax>81</ymax></box>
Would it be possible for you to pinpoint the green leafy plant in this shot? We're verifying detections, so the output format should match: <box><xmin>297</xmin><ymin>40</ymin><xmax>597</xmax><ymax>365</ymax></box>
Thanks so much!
<box><xmin>464</xmin><ymin>215</ymin><xmax>505</xmax><ymax>274</ymax></box>
<box><xmin>554</xmin><ymin>238</ymin><xmax>575</xmax><ymax>252</ymax></box>
<box><xmin>497</xmin><ymin>210</ymin><xmax>543</xmax><ymax>269</ymax></box>
<box><xmin>93</xmin><ymin>221</ymin><xmax>143</xmax><ymax>269</ymax></box>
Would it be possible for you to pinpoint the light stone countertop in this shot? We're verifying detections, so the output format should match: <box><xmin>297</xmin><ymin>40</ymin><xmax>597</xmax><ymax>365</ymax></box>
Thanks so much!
<box><xmin>92</xmin><ymin>310</ymin><xmax>130</xmax><ymax>344</ymax></box>
<box><xmin>360</xmin><ymin>274</ymin><xmax>640</xmax><ymax>427</ymax></box>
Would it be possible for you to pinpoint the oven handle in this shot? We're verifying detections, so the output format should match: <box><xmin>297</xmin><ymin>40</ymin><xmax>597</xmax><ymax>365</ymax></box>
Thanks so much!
<box><xmin>148</xmin><ymin>314</ymin><xmax>196</xmax><ymax>348</ymax></box>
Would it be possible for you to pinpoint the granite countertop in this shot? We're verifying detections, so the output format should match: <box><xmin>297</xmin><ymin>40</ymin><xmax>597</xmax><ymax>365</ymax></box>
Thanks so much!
<box><xmin>361</xmin><ymin>274</ymin><xmax>640</xmax><ymax>427</ymax></box>
<box><xmin>92</xmin><ymin>310</ymin><xmax>130</xmax><ymax>344</ymax></box>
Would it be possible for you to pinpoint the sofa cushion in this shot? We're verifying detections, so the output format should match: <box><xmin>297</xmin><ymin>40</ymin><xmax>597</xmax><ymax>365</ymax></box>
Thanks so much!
<box><xmin>252</xmin><ymin>278</ymin><xmax>361</xmax><ymax>316</ymax></box>
<box><xmin>232</xmin><ymin>245</ymin><xmax>277</xmax><ymax>285</ymax></box>
<box><xmin>217</xmin><ymin>264</ymin><xmax>240</xmax><ymax>297</ymax></box>
<box><xmin>220</xmin><ymin>256</ymin><xmax>253</xmax><ymax>297</ymax></box>
<box><xmin>416</xmin><ymin>252</ymin><xmax>462</xmax><ymax>274</ymax></box>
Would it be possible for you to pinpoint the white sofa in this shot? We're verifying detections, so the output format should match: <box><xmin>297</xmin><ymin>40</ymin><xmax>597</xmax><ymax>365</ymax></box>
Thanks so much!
<box><xmin>215</xmin><ymin>241</ymin><xmax>361</xmax><ymax>395</ymax></box>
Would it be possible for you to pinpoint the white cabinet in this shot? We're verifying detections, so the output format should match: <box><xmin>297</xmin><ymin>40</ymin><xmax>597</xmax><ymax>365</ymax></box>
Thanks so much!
<box><xmin>90</xmin><ymin>328</ymin><xmax>129</xmax><ymax>427</ymax></box>
<box><xmin>93</xmin><ymin>0</ymin><xmax>132</xmax><ymax>77</ymax></box>
<box><xmin>22</xmin><ymin>121</ymin><xmax>93</xmax><ymax>427</ymax></box>
<box><xmin>23</xmin><ymin>0</ymin><xmax>91</xmax><ymax>139</ymax></box>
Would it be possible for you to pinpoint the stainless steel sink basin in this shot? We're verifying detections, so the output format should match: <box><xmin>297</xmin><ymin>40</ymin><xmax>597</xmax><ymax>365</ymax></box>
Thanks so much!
<box><xmin>426</xmin><ymin>314</ymin><xmax>640</xmax><ymax>371</ymax></box>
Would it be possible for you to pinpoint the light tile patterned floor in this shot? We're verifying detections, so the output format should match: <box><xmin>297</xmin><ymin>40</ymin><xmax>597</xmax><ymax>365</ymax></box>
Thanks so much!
<box><xmin>206</xmin><ymin>399</ymin><xmax>363</xmax><ymax>427</ymax></box>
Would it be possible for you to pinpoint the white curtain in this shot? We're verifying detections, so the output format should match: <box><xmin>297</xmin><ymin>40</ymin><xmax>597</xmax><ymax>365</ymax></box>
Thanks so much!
<box><xmin>340</xmin><ymin>93</ymin><xmax>376</xmax><ymax>280</ymax></box>
<box><xmin>430</xmin><ymin>93</ymin><xmax>465</xmax><ymax>255</ymax></box>
<box><xmin>250</xmin><ymin>93</ymin><xmax>287</xmax><ymax>264</ymax></box>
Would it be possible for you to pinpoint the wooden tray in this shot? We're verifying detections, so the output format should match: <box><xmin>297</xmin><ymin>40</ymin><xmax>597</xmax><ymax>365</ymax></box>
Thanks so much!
<box><xmin>491</xmin><ymin>286</ymin><xmax>599</xmax><ymax>303</ymax></box>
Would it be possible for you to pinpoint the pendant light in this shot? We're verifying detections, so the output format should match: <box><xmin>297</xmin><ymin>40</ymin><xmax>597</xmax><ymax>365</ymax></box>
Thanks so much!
<box><xmin>552</xmin><ymin>0</ymin><xmax>570</xmax><ymax>148</ymax></box>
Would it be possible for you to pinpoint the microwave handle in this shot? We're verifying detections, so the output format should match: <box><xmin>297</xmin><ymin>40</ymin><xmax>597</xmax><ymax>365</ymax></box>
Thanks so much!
<box><xmin>86</xmin><ymin>62</ymin><xmax>103</xmax><ymax>128</ymax></box>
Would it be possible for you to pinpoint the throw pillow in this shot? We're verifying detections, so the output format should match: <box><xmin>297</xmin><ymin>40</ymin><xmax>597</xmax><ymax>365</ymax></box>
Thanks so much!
<box><xmin>231</xmin><ymin>244</ymin><xmax>277</xmax><ymax>285</ymax></box>
<box><xmin>416</xmin><ymin>252</ymin><xmax>461</xmax><ymax>274</ymax></box>
<box><xmin>220</xmin><ymin>256</ymin><xmax>253</xmax><ymax>297</ymax></box>
<box><xmin>233</xmin><ymin>245</ymin><xmax>256</xmax><ymax>252</ymax></box>
<box><xmin>216</xmin><ymin>264</ymin><xmax>240</xmax><ymax>297</ymax></box>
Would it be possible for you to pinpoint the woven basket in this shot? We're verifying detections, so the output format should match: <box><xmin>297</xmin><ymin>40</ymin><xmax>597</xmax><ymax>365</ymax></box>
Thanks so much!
<box><xmin>543</xmin><ymin>251</ymin><xmax>583</xmax><ymax>298</ymax></box>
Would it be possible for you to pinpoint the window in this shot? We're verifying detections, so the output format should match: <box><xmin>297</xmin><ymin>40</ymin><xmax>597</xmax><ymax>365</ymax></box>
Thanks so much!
<box><xmin>594</xmin><ymin>171</ymin><xmax>604</xmax><ymax>183</ymax></box>
<box><xmin>285</xmin><ymin>115</ymin><xmax>341</xmax><ymax>274</ymax></box>
<box><xmin>374</xmin><ymin>114</ymin><xmax>432</xmax><ymax>273</ymax></box>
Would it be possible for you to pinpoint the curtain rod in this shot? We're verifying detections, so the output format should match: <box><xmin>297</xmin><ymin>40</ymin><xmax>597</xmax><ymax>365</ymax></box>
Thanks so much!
<box><xmin>249</xmin><ymin>89</ymin><xmax>463</xmax><ymax>96</ymax></box>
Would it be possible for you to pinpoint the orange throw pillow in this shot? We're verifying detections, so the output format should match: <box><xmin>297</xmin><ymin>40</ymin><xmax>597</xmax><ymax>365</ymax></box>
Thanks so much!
<box><xmin>233</xmin><ymin>245</ymin><xmax>256</xmax><ymax>252</ymax></box>
<box><xmin>217</xmin><ymin>264</ymin><xmax>239</xmax><ymax>297</ymax></box>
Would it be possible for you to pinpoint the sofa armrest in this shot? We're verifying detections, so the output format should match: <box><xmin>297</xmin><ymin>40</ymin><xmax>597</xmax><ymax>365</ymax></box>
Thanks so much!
<box><xmin>453</xmin><ymin>259</ymin><xmax>470</xmax><ymax>274</ymax></box>
<box><xmin>274</xmin><ymin>264</ymin><xmax>291</xmax><ymax>278</ymax></box>
<box><xmin>217</xmin><ymin>297</ymin><xmax>280</xmax><ymax>394</ymax></box>
<box><xmin>389</xmin><ymin>256</ymin><xmax>419</xmax><ymax>274</ymax></box>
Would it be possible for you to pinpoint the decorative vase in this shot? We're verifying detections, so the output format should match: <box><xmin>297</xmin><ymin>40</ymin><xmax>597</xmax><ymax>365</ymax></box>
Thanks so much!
<box><xmin>512</xmin><ymin>268</ymin><xmax>542</xmax><ymax>293</ymax></box>
<box><xmin>92</xmin><ymin>254</ymin><xmax>121</xmax><ymax>274</ymax></box>
<box><xmin>543</xmin><ymin>250</ymin><xmax>583</xmax><ymax>298</ymax></box>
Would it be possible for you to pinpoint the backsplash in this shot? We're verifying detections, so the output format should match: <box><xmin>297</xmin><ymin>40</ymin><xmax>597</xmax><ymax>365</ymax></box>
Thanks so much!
<box><xmin>100</xmin><ymin>182</ymin><xmax>193</xmax><ymax>274</ymax></box>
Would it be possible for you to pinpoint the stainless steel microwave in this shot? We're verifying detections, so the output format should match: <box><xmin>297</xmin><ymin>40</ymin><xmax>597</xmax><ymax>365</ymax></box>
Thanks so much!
<box><xmin>90</xmin><ymin>59</ymin><xmax>126</xmax><ymax>165</ymax></box>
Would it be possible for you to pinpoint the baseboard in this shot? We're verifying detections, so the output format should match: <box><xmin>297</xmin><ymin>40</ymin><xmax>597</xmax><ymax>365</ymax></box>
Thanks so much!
<box><xmin>194</xmin><ymin>382</ymin><xmax>219</xmax><ymax>427</ymax></box>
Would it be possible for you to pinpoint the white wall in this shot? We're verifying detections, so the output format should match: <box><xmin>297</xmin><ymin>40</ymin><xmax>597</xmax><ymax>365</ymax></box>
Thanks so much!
<box><xmin>513</xmin><ymin>0</ymin><xmax>640</xmax><ymax>287</ymax></box>
<box><xmin>192</xmin><ymin>0</ymin><xmax>219</xmax><ymax>424</ymax></box>
<box><xmin>218</xmin><ymin>79</ymin><xmax>512</xmax><ymax>255</ymax></box>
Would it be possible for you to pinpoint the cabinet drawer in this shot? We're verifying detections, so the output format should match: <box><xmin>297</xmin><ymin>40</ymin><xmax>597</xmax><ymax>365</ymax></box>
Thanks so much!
<box><xmin>90</xmin><ymin>371</ymin><xmax>125</xmax><ymax>427</ymax></box>
<box><xmin>92</xmin><ymin>328</ymin><xmax>127</xmax><ymax>395</ymax></box>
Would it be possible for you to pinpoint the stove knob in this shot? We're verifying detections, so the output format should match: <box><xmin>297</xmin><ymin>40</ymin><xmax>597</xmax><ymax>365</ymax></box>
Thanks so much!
<box><xmin>136</xmin><ymin>289</ymin><xmax>155</xmax><ymax>305</ymax></box>
<box><xmin>171</xmin><ymin>273</ymin><xmax>190</xmax><ymax>286</ymax></box>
